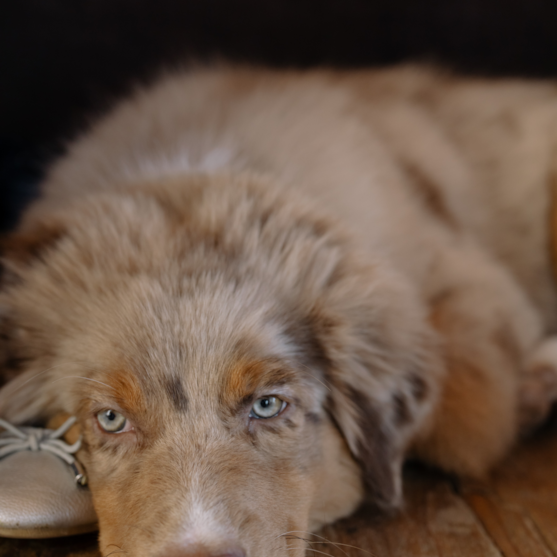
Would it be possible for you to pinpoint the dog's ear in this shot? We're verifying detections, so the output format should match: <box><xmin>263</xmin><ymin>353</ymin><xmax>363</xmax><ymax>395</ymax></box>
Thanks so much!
<box><xmin>297</xmin><ymin>266</ymin><xmax>440</xmax><ymax>511</ymax></box>
<box><xmin>1</xmin><ymin>216</ymin><xmax>68</xmax><ymax>273</ymax></box>
<box><xmin>0</xmin><ymin>215</ymin><xmax>70</xmax><ymax>421</ymax></box>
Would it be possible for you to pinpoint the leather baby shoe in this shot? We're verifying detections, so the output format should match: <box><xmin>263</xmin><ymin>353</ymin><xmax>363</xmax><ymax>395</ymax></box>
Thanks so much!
<box><xmin>0</xmin><ymin>416</ymin><xmax>98</xmax><ymax>538</ymax></box>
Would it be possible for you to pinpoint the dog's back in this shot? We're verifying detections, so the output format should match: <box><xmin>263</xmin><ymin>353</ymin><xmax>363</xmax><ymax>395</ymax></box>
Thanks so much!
<box><xmin>4</xmin><ymin>66</ymin><xmax>557</xmax><ymax>557</ymax></box>
<box><xmin>32</xmin><ymin>66</ymin><xmax>557</xmax><ymax>326</ymax></box>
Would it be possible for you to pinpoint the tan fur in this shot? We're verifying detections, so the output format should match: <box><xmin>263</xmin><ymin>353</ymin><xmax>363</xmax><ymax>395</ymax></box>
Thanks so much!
<box><xmin>1</xmin><ymin>66</ymin><xmax>557</xmax><ymax>556</ymax></box>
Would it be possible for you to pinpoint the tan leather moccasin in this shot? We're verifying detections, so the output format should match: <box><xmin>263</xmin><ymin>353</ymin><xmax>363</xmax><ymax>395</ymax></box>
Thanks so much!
<box><xmin>0</xmin><ymin>417</ymin><xmax>98</xmax><ymax>539</ymax></box>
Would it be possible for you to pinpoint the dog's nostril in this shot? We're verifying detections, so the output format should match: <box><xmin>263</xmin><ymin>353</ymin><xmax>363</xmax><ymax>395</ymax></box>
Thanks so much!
<box><xmin>159</xmin><ymin>544</ymin><xmax>246</xmax><ymax>557</ymax></box>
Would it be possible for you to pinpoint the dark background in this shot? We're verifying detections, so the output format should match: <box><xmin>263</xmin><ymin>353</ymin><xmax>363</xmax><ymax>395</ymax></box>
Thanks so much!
<box><xmin>3</xmin><ymin>0</ymin><xmax>557</xmax><ymax>230</ymax></box>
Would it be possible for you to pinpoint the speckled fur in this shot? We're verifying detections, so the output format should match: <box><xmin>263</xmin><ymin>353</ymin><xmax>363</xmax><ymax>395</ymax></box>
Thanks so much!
<box><xmin>1</xmin><ymin>66</ymin><xmax>557</xmax><ymax>556</ymax></box>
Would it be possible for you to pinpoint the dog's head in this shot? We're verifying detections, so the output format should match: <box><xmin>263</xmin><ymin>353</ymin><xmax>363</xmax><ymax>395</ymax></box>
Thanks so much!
<box><xmin>0</xmin><ymin>175</ymin><xmax>439</xmax><ymax>557</ymax></box>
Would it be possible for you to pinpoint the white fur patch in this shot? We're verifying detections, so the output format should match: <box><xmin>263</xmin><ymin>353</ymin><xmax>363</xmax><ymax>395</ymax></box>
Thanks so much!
<box><xmin>123</xmin><ymin>146</ymin><xmax>235</xmax><ymax>182</ymax></box>
<box><xmin>176</xmin><ymin>495</ymin><xmax>234</xmax><ymax>548</ymax></box>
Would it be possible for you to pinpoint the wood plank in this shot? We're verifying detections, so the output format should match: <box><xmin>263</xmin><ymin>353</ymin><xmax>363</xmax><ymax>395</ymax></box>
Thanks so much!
<box><xmin>460</xmin><ymin>482</ymin><xmax>554</xmax><ymax>557</ymax></box>
<box><xmin>456</xmin><ymin>418</ymin><xmax>557</xmax><ymax>557</ymax></box>
<box><xmin>425</xmin><ymin>482</ymin><xmax>501</xmax><ymax>556</ymax></box>
<box><xmin>322</xmin><ymin>465</ymin><xmax>501</xmax><ymax>557</ymax></box>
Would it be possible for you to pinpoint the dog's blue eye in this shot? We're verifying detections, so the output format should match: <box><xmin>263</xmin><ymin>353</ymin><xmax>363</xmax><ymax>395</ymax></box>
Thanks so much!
<box><xmin>96</xmin><ymin>409</ymin><xmax>128</xmax><ymax>433</ymax></box>
<box><xmin>250</xmin><ymin>396</ymin><xmax>285</xmax><ymax>419</ymax></box>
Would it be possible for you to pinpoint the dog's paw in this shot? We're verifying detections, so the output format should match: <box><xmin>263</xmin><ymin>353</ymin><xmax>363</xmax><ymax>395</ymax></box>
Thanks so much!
<box><xmin>519</xmin><ymin>337</ymin><xmax>557</xmax><ymax>436</ymax></box>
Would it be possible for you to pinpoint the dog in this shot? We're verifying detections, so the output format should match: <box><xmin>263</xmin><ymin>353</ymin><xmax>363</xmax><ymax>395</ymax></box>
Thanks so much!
<box><xmin>2</xmin><ymin>65</ymin><xmax>557</xmax><ymax>557</ymax></box>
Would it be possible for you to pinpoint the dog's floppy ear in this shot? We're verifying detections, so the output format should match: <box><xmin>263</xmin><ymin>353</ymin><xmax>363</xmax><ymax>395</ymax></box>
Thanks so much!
<box><xmin>299</xmin><ymin>266</ymin><xmax>440</xmax><ymax>511</ymax></box>
<box><xmin>0</xmin><ymin>215</ymin><xmax>70</xmax><ymax>420</ymax></box>
<box><xmin>1</xmin><ymin>214</ymin><xmax>67</xmax><ymax>355</ymax></box>
<box><xmin>1</xmin><ymin>216</ymin><xmax>68</xmax><ymax>272</ymax></box>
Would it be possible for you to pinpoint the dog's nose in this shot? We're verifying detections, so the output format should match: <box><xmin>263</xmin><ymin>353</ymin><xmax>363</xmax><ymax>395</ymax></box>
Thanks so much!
<box><xmin>158</xmin><ymin>543</ymin><xmax>246</xmax><ymax>557</ymax></box>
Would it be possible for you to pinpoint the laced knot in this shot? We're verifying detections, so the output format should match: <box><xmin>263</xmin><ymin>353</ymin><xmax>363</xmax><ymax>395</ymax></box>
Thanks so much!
<box><xmin>0</xmin><ymin>416</ymin><xmax>88</xmax><ymax>486</ymax></box>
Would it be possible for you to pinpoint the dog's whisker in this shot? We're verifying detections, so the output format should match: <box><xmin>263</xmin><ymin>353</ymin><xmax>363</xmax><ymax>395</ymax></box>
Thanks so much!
<box><xmin>279</xmin><ymin>534</ymin><xmax>309</xmax><ymax>547</ymax></box>
<box><xmin>280</xmin><ymin>536</ymin><xmax>336</xmax><ymax>555</ymax></box>
<box><xmin>280</xmin><ymin>545</ymin><xmax>305</xmax><ymax>554</ymax></box>
<box><xmin>283</xmin><ymin>536</ymin><xmax>337</xmax><ymax>549</ymax></box>
<box><xmin>277</xmin><ymin>533</ymin><xmax>309</xmax><ymax>555</ymax></box>
<box><xmin>306</xmin><ymin>549</ymin><xmax>335</xmax><ymax>557</ymax></box>
<box><xmin>279</xmin><ymin>530</ymin><xmax>320</xmax><ymax>537</ymax></box>
<box><xmin>3</xmin><ymin>365</ymin><xmax>63</xmax><ymax>395</ymax></box>
<box><xmin>281</xmin><ymin>533</ymin><xmax>328</xmax><ymax>557</ymax></box>
<box><xmin>278</xmin><ymin>531</ymin><xmax>313</xmax><ymax>552</ymax></box>
<box><xmin>280</xmin><ymin>531</ymin><xmax>375</xmax><ymax>557</ymax></box>
<box><xmin>297</xmin><ymin>364</ymin><xmax>332</xmax><ymax>392</ymax></box>
<box><xmin>49</xmin><ymin>375</ymin><xmax>117</xmax><ymax>391</ymax></box>
<box><xmin>282</xmin><ymin>534</ymin><xmax>308</xmax><ymax>544</ymax></box>
<box><xmin>284</xmin><ymin>547</ymin><xmax>335</xmax><ymax>557</ymax></box>
<box><xmin>276</xmin><ymin>530</ymin><xmax>311</xmax><ymax>539</ymax></box>
<box><xmin>307</xmin><ymin>541</ymin><xmax>376</xmax><ymax>557</ymax></box>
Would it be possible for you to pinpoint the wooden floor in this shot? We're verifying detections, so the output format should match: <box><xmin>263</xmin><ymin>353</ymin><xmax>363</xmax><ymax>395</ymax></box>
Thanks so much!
<box><xmin>3</xmin><ymin>418</ymin><xmax>557</xmax><ymax>557</ymax></box>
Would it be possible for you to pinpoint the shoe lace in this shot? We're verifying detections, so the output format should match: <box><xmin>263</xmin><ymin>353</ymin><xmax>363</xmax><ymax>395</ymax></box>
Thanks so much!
<box><xmin>0</xmin><ymin>416</ymin><xmax>88</xmax><ymax>486</ymax></box>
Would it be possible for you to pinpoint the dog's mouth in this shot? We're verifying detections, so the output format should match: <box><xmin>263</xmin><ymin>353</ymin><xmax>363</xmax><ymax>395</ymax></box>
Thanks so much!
<box><xmin>92</xmin><ymin>479</ymin><xmax>314</xmax><ymax>557</ymax></box>
<box><xmin>99</xmin><ymin>532</ymin><xmax>309</xmax><ymax>557</ymax></box>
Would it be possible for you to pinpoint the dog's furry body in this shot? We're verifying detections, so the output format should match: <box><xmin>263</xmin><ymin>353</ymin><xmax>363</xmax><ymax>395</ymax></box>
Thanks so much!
<box><xmin>2</xmin><ymin>66</ymin><xmax>557</xmax><ymax>556</ymax></box>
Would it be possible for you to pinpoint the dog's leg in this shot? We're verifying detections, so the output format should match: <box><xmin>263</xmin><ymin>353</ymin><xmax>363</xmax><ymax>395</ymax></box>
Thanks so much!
<box><xmin>411</xmin><ymin>243</ymin><xmax>545</xmax><ymax>477</ymax></box>
<box><xmin>519</xmin><ymin>336</ymin><xmax>557</xmax><ymax>435</ymax></box>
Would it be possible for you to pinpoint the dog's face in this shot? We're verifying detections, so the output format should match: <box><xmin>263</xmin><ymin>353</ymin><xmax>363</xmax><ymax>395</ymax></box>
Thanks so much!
<box><xmin>70</xmin><ymin>283</ymin><xmax>364</xmax><ymax>557</ymax></box>
<box><xmin>0</xmin><ymin>176</ymin><xmax>438</xmax><ymax>557</ymax></box>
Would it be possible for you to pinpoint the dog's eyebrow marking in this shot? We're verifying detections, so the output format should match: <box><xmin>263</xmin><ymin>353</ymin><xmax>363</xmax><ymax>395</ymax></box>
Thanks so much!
<box><xmin>101</xmin><ymin>369</ymin><xmax>146</xmax><ymax>413</ymax></box>
<box><xmin>165</xmin><ymin>376</ymin><xmax>188</xmax><ymax>412</ymax></box>
<box><xmin>226</xmin><ymin>359</ymin><xmax>293</xmax><ymax>400</ymax></box>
